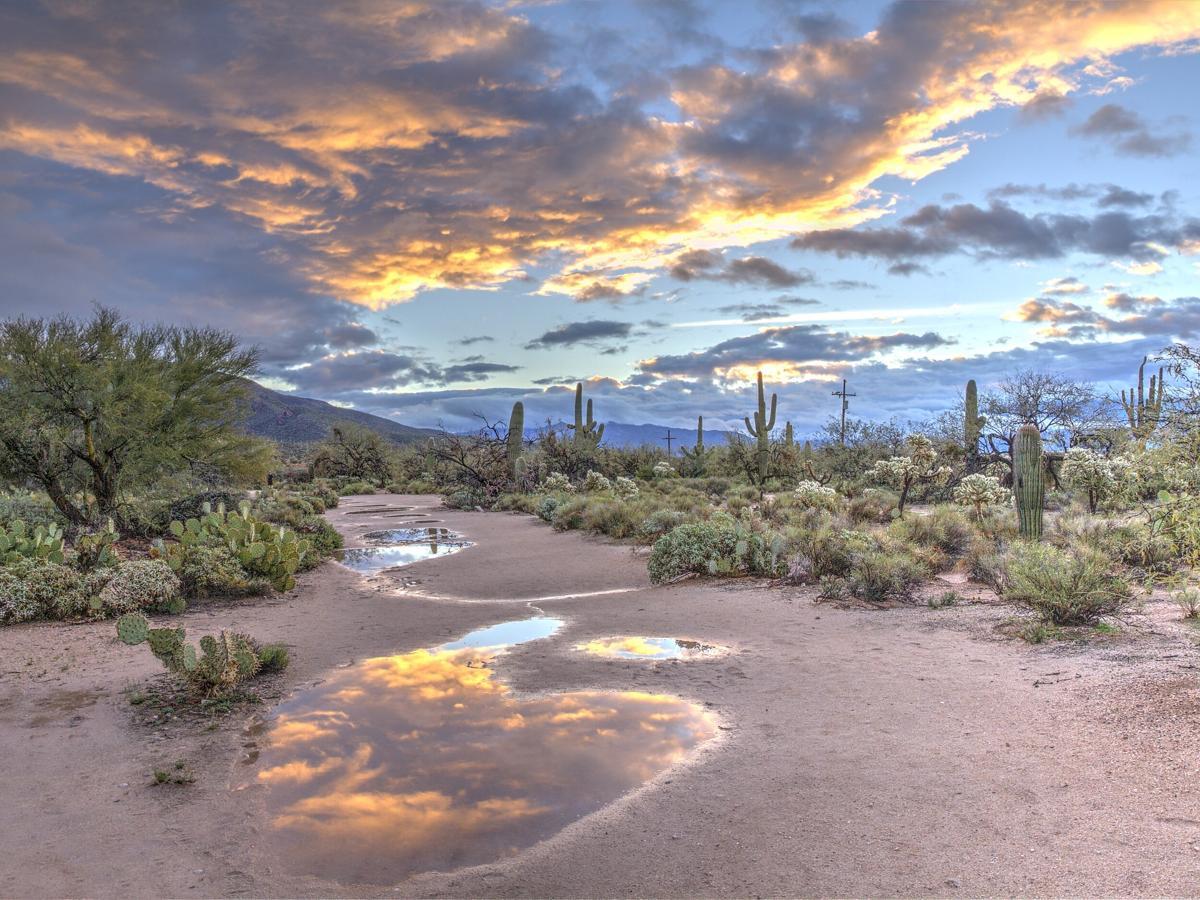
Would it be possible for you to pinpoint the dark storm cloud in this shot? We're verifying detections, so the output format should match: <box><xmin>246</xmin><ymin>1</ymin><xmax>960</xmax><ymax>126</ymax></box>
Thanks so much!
<box><xmin>1070</xmin><ymin>103</ymin><xmax>1192</xmax><ymax>157</ymax></box>
<box><xmin>287</xmin><ymin>351</ymin><xmax>443</xmax><ymax>394</ymax></box>
<box><xmin>525</xmin><ymin>320</ymin><xmax>633</xmax><ymax>349</ymax></box>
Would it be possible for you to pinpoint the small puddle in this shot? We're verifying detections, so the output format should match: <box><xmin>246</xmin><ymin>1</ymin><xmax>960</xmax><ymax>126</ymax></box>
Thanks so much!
<box><xmin>576</xmin><ymin>636</ymin><xmax>729</xmax><ymax>660</ymax></box>
<box><xmin>333</xmin><ymin>527</ymin><xmax>471</xmax><ymax>574</ymax></box>
<box><xmin>255</xmin><ymin>618</ymin><xmax>717</xmax><ymax>884</ymax></box>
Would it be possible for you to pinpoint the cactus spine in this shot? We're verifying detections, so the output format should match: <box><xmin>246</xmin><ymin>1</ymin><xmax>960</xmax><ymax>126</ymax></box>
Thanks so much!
<box><xmin>569</xmin><ymin>382</ymin><xmax>605</xmax><ymax>446</ymax></box>
<box><xmin>965</xmin><ymin>379</ymin><xmax>985</xmax><ymax>468</ymax></box>
<box><xmin>1013</xmin><ymin>424</ymin><xmax>1045</xmax><ymax>540</ymax></box>
<box><xmin>743</xmin><ymin>371</ymin><xmax>777</xmax><ymax>483</ymax></box>
<box><xmin>507</xmin><ymin>401</ymin><xmax>524</xmax><ymax>477</ymax></box>
<box><xmin>1120</xmin><ymin>356</ymin><xmax>1165</xmax><ymax>441</ymax></box>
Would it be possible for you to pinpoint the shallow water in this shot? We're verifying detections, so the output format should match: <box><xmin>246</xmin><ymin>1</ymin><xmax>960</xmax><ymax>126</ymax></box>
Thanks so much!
<box><xmin>576</xmin><ymin>636</ymin><xmax>728</xmax><ymax>660</ymax></box>
<box><xmin>256</xmin><ymin>619</ymin><xmax>716</xmax><ymax>884</ymax></box>
<box><xmin>333</xmin><ymin>527</ymin><xmax>470</xmax><ymax>573</ymax></box>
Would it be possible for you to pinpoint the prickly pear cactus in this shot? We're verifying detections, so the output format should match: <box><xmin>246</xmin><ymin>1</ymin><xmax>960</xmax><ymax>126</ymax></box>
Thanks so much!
<box><xmin>0</xmin><ymin>520</ymin><xmax>65</xmax><ymax>565</ymax></box>
<box><xmin>115</xmin><ymin>612</ymin><xmax>150</xmax><ymax>645</ymax></box>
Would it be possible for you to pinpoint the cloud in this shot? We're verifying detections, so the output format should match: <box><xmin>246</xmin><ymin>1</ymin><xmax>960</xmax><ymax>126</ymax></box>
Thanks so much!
<box><xmin>1017</xmin><ymin>90</ymin><xmax>1073</xmax><ymax>121</ymax></box>
<box><xmin>1</xmin><ymin>0</ymin><xmax>1197</xmax><ymax>307</ymax></box>
<box><xmin>635</xmin><ymin>324</ymin><xmax>953</xmax><ymax>381</ymax></box>
<box><xmin>459</xmin><ymin>335</ymin><xmax>495</xmax><ymax>346</ymax></box>
<box><xmin>1011</xmin><ymin>292</ymin><xmax>1200</xmax><ymax>339</ymax></box>
<box><xmin>525</xmin><ymin>320</ymin><xmax>633</xmax><ymax>349</ymax></box>
<box><xmin>794</xmin><ymin>199</ymin><xmax>1200</xmax><ymax>265</ymax></box>
<box><xmin>668</xmin><ymin>250</ymin><xmax>813</xmax><ymax>287</ymax></box>
<box><xmin>442</xmin><ymin>361</ymin><xmax>521</xmax><ymax>383</ymax></box>
<box><xmin>986</xmin><ymin>182</ymin><xmax>1155</xmax><ymax>207</ymax></box>
<box><xmin>1070</xmin><ymin>103</ymin><xmax>1192</xmax><ymax>157</ymax></box>
<box><xmin>712</xmin><ymin>297</ymin><xmax>820</xmax><ymax>321</ymax></box>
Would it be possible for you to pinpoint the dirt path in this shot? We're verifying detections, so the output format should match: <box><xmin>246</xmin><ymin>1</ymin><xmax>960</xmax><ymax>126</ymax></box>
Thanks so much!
<box><xmin>3</xmin><ymin>494</ymin><xmax>1200</xmax><ymax>897</ymax></box>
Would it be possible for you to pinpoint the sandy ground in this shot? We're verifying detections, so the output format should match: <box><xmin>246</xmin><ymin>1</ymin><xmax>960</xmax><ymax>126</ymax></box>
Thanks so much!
<box><xmin>3</xmin><ymin>494</ymin><xmax>1200</xmax><ymax>897</ymax></box>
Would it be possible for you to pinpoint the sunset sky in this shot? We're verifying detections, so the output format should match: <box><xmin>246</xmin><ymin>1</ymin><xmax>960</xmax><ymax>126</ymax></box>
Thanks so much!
<box><xmin>2</xmin><ymin>0</ymin><xmax>1199</xmax><ymax>433</ymax></box>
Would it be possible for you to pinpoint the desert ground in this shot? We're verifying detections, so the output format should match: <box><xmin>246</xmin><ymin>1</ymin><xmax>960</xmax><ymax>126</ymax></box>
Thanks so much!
<box><xmin>4</xmin><ymin>494</ymin><xmax>1200</xmax><ymax>898</ymax></box>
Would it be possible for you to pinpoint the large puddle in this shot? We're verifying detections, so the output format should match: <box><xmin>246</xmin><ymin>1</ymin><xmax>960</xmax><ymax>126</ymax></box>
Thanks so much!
<box><xmin>333</xmin><ymin>527</ymin><xmax>471</xmax><ymax>574</ymax></box>
<box><xmin>576</xmin><ymin>636</ymin><xmax>729</xmax><ymax>660</ymax></box>
<box><xmin>255</xmin><ymin>618</ymin><xmax>717</xmax><ymax>884</ymax></box>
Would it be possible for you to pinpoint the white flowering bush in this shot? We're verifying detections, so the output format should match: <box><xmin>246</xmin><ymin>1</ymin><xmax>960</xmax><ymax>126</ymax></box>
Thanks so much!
<box><xmin>542</xmin><ymin>472</ymin><xmax>574</xmax><ymax>493</ymax></box>
<box><xmin>952</xmin><ymin>473</ymin><xmax>1008</xmax><ymax>520</ymax></box>
<box><xmin>582</xmin><ymin>470</ymin><xmax>612</xmax><ymax>492</ymax></box>
<box><xmin>1061</xmin><ymin>448</ymin><xmax>1136</xmax><ymax>512</ymax></box>
<box><xmin>869</xmin><ymin>435</ymin><xmax>951</xmax><ymax>517</ymax></box>
<box><xmin>652</xmin><ymin>460</ymin><xmax>677</xmax><ymax>478</ymax></box>
<box><xmin>614</xmin><ymin>476</ymin><xmax>639</xmax><ymax>500</ymax></box>
<box><xmin>96</xmin><ymin>559</ymin><xmax>182</xmax><ymax>617</ymax></box>
<box><xmin>793</xmin><ymin>480</ymin><xmax>839</xmax><ymax>511</ymax></box>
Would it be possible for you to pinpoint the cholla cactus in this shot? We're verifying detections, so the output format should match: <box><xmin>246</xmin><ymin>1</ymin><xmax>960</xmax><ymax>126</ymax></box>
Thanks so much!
<box><xmin>652</xmin><ymin>460</ymin><xmax>676</xmax><ymax>478</ymax></box>
<box><xmin>582</xmin><ymin>470</ymin><xmax>612</xmax><ymax>492</ymax></box>
<box><xmin>542</xmin><ymin>472</ymin><xmax>574</xmax><ymax>493</ymax></box>
<box><xmin>952</xmin><ymin>473</ymin><xmax>1008</xmax><ymax>520</ymax></box>
<box><xmin>1062</xmin><ymin>447</ymin><xmax>1136</xmax><ymax>513</ymax></box>
<box><xmin>869</xmin><ymin>435</ymin><xmax>951</xmax><ymax>517</ymax></box>
<box><xmin>793</xmin><ymin>480</ymin><xmax>839</xmax><ymax>511</ymax></box>
<box><xmin>614</xmin><ymin>476</ymin><xmax>639</xmax><ymax>499</ymax></box>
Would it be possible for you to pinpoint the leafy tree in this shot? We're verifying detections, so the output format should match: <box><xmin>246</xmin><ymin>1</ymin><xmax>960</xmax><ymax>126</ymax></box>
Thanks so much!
<box><xmin>0</xmin><ymin>308</ymin><xmax>266</xmax><ymax>527</ymax></box>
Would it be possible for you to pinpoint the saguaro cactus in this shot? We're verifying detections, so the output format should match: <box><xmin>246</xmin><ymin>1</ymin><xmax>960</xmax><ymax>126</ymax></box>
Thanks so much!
<box><xmin>507</xmin><ymin>401</ymin><xmax>524</xmax><ymax>477</ymax></box>
<box><xmin>1013</xmin><ymin>424</ymin><xmax>1045</xmax><ymax>540</ymax></box>
<box><xmin>569</xmin><ymin>382</ymin><xmax>605</xmax><ymax>446</ymax></box>
<box><xmin>784</xmin><ymin>421</ymin><xmax>795</xmax><ymax>448</ymax></box>
<box><xmin>744</xmin><ymin>371</ymin><xmax>777</xmax><ymax>483</ymax></box>
<box><xmin>965</xmin><ymin>379</ymin><xmax>986</xmax><ymax>468</ymax></box>
<box><xmin>1120</xmin><ymin>356</ymin><xmax>1165</xmax><ymax>441</ymax></box>
<box><xmin>679</xmin><ymin>415</ymin><xmax>709</xmax><ymax>476</ymax></box>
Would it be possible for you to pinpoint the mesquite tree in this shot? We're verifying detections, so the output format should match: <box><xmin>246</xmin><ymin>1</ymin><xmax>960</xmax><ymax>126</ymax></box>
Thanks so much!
<box><xmin>0</xmin><ymin>308</ymin><xmax>267</xmax><ymax>527</ymax></box>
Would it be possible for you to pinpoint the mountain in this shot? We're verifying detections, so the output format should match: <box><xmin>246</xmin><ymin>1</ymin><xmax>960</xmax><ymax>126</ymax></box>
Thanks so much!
<box><xmin>240</xmin><ymin>380</ymin><xmax>439</xmax><ymax>446</ymax></box>
<box><xmin>534</xmin><ymin>421</ymin><xmax>736</xmax><ymax>450</ymax></box>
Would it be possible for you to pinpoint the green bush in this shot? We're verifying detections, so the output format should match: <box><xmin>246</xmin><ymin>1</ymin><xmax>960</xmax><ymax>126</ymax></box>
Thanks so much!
<box><xmin>648</xmin><ymin>513</ymin><xmax>786</xmax><ymax>583</ymax></box>
<box><xmin>536</xmin><ymin>495</ymin><xmax>563</xmax><ymax>522</ymax></box>
<box><xmin>1003</xmin><ymin>542</ymin><xmax>1132</xmax><ymax>625</ymax></box>
<box><xmin>787</xmin><ymin>527</ymin><xmax>873</xmax><ymax>583</ymax></box>
<box><xmin>847</xmin><ymin>489</ymin><xmax>898</xmax><ymax>524</ymax></box>
<box><xmin>888</xmin><ymin>506</ymin><xmax>974</xmax><ymax>556</ymax></box>
<box><xmin>641</xmin><ymin>508</ymin><xmax>690</xmax><ymax>538</ymax></box>
<box><xmin>175</xmin><ymin>544</ymin><xmax>268</xmax><ymax>599</ymax></box>
<box><xmin>0</xmin><ymin>565</ymin><xmax>43</xmax><ymax>624</ymax></box>
<box><xmin>294</xmin><ymin>515</ymin><xmax>343</xmax><ymax>562</ymax></box>
<box><xmin>338</xmin><ymin>480</ymin><xmax>377</xmax><ymax>496</ymax></box>
<box><xmin>843</xmin><ymin>549</ymin><xmax>927</xmax><ymax>603</ymax></box>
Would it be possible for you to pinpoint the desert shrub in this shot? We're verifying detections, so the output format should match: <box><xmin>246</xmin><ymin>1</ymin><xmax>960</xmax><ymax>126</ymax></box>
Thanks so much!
<box><xmin>575</xmin><ymin>498</ymin><xmax>644</xmax><ymax>539</ymax></box>
<box><xmin>257</xmin><ymin>642</ymin><xmax>290</xmax><ymax>673</ymax></box>
<box><xmin>792</xmin><ymin>480</ymin><xmax>839</xmax><ymax>511</ymax></box>
<box><xmin>550</xmin><ymin>497</ymin><xmax>590</xmax><ymax>531</ymax></box>
<box><xmin>640</xmin><ymin>508</ymin><xmax>690</xmax><ymax>538</ymax></box>
<box><xmin>0</xmin><ymin>491</ymin><xmax>66</xmax><ymax>531</ymax></box>
<box><xmin>582</xmin><ymin>470</ymin><xmax>612</xmax><ymax>492</ymax></box>
<box><xmin>167</xmin><ymin>491</ymin><xmax>247</xmax><ymax>527</ymax></box>
<box><xmin>97</xmin><ymin>560</ymin><xmax>183</xmax><ymax>617</ymax></box>
<box><xmin>1003</xmin><ymin>542</ymin><xmax>1132</xmax><ymax>625</ymax></box>
<box><xmin>1062</xmin><ymin>448</ymin><xmax>1137</xmax><ymax>513</ymax></box>
<box><xmin>121</xmin><ymin>620</ymin><xmax>287</xmax><ymax>698</ymax></box>
<box><xmin>652</xmin><ymin>460</ymin><xmax>677</xmax><ymax>479</ymax></box>
<box><xmin>847</xmin><ymin>489</ymin><xmax>898</xmax><ymax>524</ymax></box>
<box><xmin>648</xmin><ymin>513</ymin><xmax>786</xmax><ymax>583</ymax></box>
<box><xmin>536</xmin><ymin>495</ymin><xmax>563</xmax><ymax>522</ymax></box>
<box><xmin>843</xmin><ymin>549</ymin><xmax>927</xmax><ymax>603</ymax></box>
<box><xmin>787</xmin><ymin>527</ymin><xmax>873</xmax><ymax>583</ymax></box>
<box><xmin>888</xmin><ymin>506</ymin><xmax>974</xmax><ymax>557</ymax></box>
<box><xmin>0</xmin><ymin>562</ymin><xmax>49</xmax><ymax>624</ymax></box>
<box><xmin>294</xmin><ymin>516</ymin><xmax>343</xmax><ymax>562</ymax></box>
<box><xmin>174</xmin><ymin>544</ymin><xmax>267</xmax><ymax>599</ymax></box>
<box><xmin>443</xmin><ymin>489</ymin><xmax>484</xmax><ymax>509</ymax></box>
<box><xmin>614</xmin><ymin>476</ymin><xmax>639</xmax><ymax>500</ymax></box>
<box><xmin>338</xmin><ymin>480</ymin><xmax>377</xmax><ymax>496</ymax></box>
<box><xmin>542</xmin><ymin>472</ymin><xmax>574</xmax><ymax>493</ymax></box>
<box><xmin>1173</xmin><ymin>587</ymin><xmax>1200</xmax><ymax>619</ymax></box>
<box><xmin>965</xmin><ymin>539</ymin><xmax>1010</xmax><ymax>593</ymax></box>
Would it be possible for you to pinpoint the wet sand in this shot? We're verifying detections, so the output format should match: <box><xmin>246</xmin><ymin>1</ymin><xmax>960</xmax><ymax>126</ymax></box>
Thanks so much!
<box><xmin>3</xmin><ymin>494</ymin><xmax>1200</xmax><ymax>897</ymax></box>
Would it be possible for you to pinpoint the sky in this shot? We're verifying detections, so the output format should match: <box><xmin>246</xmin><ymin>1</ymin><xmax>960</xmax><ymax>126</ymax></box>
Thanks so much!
<box><xmin>2</xmin><ymin>0</ymin><xmax>1199</xmax><ymax>435</ymax></box>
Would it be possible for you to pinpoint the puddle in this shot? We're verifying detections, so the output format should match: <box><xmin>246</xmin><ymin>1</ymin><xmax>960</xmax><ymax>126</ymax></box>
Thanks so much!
<box><xmin>576</xmin><ymin>637</ymin><xmax>729</xmax><ymax>660</ymax></box>
<box><xmin>255</xmin><ymin>619</ymin><xmax>716</xmax><ymax>884</ymax></box>
<box><xmin>333</xmin><ymin>527</ymin><xmax>471</xmax><ymax>573</ymax></box>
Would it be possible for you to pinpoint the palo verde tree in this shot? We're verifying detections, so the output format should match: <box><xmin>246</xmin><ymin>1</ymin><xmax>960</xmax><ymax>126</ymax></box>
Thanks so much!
<box><xmin>310</xmin><ymin>422</ymin><xmax>395</xmax><ymax>486</ymax></box>
<box><xmin>0</xmin><ymin>307</ymin><xmax>269</xmax><ymax>527</ymax></box>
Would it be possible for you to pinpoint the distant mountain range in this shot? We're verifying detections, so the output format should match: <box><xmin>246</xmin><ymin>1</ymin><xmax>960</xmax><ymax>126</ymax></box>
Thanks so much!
<box><xmin>240</xmin><ymin>380</ymin><xmax>736</xmax><ymax>450</ymax></box>
<box><xmin>239</xmin><ymin>380</ymin><xmax>438</xmax><ymax>446</ymax></box>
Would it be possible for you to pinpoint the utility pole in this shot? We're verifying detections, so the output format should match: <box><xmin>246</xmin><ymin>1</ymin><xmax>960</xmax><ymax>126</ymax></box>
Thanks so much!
<box><xmin>832</xmin><ymin>379</ymin><xmax>856</xmax><ymax>446</ymax></box>
<box><xmin>662</xmin><ymin>428</ymin><xmax>674</xmax><ymax>456</ymax></box>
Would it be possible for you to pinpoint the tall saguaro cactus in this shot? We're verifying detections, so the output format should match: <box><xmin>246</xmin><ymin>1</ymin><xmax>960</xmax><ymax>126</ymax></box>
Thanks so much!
<box><xmin>679</xmin><ymin>415</ymin><xmax>709</xmax><ymax>476</ymax></box>
<box><xmin>964</xmin><ymin>379</ymin><xmax>986</xmax><ymax>468</ymax></box>
<box><xmin>784</xmin><ymin>421</ymin><xmax>795</xmax><ymax>448</ymax></box>
<box><xmin>1013</xmin><ymin>424</ymin><xmax>1045</xmax><ymax>540</ymax></box>
<box><xmin>569</xmin><ymin>382</ymin><xmax>605</xmax><ymax>446</ymax></box>
<box><xmin>1120</xmin><ymin>356</ymin><xmax>1165</xmax><ymax>441</ymax></box>
<box><xmin>744</xmin><ymin>371</ymin><xmax>777</xmax><ymax>483</ymax></box>
<box><xmin>506</xmin><ymin>401</ymin><xmax>524</xmax><ymax>478</ymax></box>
